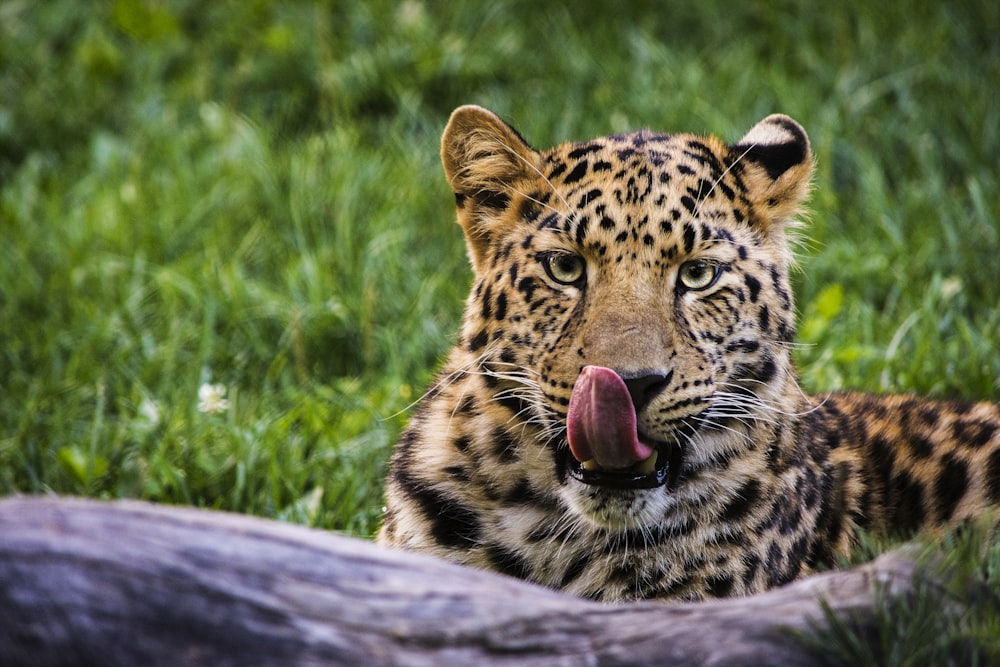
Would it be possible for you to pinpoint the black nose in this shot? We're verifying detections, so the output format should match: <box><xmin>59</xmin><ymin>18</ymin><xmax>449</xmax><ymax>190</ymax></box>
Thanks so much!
<box><xmin>622</xmin><ymin>371</ymin><xmax>672</xmax><ymax>411</ymax></box>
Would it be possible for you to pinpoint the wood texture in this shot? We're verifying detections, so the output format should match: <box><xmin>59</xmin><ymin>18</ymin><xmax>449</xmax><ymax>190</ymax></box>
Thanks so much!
<box><xmin>0</xmin><ymin>496</ymin><xmax>930</xmax><ymax>666</ymax></box>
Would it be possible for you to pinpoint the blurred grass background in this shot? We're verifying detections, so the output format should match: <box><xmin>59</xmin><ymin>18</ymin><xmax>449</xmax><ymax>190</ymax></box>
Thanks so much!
<box><xmin>3</xmin><ymin>1</ymin><xmax>1000</xmax><ymax>660</ymax></box>
<box><xmin>2</xmin><ymin>1</ymin><xmax>998</xmax><ymax>537</ymax></box>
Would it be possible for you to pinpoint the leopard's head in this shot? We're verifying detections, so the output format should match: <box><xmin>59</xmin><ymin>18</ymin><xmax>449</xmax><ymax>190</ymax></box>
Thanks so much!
<box><xmin>443</xmin><ymin>105</ymin><xmax>813</xmax><ymax>529</ymax></box>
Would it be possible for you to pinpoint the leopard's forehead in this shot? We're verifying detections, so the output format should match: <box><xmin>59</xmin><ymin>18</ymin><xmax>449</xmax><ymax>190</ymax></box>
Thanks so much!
<box><xmin>524</xmin><ymin>130</ymin><xmax>755</xmax><ymax>261</ymax></box>
<box><xmin>545</xmin><ymin>130</ymin><xmax>726</xmax><ymax>174</ymax></box>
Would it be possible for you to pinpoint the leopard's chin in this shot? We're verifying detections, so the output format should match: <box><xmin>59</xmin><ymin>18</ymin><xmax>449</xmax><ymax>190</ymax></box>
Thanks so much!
<box><xmin>563</xmin><ymin>440</ymin><xmax>682</xmax><ymax>489</ymax></box>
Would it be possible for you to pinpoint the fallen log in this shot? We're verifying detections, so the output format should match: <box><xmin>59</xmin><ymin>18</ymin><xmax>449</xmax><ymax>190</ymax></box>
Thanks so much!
<box><xmin>0</xmin><ymin>496</ymin><xmax>943</xmax><ymax>666</ymax></box>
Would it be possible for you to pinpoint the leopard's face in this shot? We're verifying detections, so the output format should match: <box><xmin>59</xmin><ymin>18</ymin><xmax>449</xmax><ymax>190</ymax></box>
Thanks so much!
<box><xmin>443</xmin><ymin>107</ymin><xmax>813</xmax><ymax>530</ymax></box>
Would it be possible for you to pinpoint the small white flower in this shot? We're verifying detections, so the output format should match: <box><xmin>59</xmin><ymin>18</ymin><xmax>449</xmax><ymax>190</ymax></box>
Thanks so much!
<box><xmin>138</xmin><ymin>398</ymin><xmax>161</xmax><ymax>426</ymax></box>
<box><xmin>197</xmin><ymin>383</ymin><xmax>229</xmax><ymax>414</ymax></box>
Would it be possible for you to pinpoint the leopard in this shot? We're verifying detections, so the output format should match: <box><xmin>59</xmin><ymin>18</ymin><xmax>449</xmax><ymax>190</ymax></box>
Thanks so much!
<box><xmin>376</xmin><ymin>104</ymin><xmax>1000</xmax><ymax>602</ymax></box>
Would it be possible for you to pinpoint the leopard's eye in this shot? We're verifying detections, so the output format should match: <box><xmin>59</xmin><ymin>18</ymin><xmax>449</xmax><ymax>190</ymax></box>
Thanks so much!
<box><xmin>543</xmin><ymin>253</ymin><xmax>586</xmax><ymax>285</ymax></box>
<box><xmin>677</xmin><ymin>261</ymin><xmax>720</xmax><ymax>291</ymax></box>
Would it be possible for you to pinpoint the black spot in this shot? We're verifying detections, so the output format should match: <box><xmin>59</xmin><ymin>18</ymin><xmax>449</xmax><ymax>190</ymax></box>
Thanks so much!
<box><xmin>934</xmin><ymin>454</ymin><xmax>969</xmax><ymax>522</ymax></box>
<box><xmin>801</xmin><ymin>467</ymin><xmax>821</xmax><ymax>510</ymax></box>
<box><xmin>486</xmin><ymin>544</ymin><xmax>532</xmax><ymax>580</ymax></box>
<box><xmin>473</xmin><ymin>190</ymin><xmax>510</xmax><ymax>210</ymax></box>
<box><xmin>744</xmin><ymin>274</ymin><xmax>761</xmax><ymax>302</ymax></box>
<box><xmin>778</xmin><ymin>501</ymin><xmax>802</xmax><ymax>534</ymax></box>
<box><xmin>481</xmin><ymin>482</ymin><xmax>502</xmax><ymax>502</ymax></box>
<box><xmin>746</xmin><ymin>356</ymin><xmax>776</xmax><ymax>384</ymax></box>
<box><xmin>502</xmin><ymin>478</ymin><xmax>545</xmax><ymax>505</ymax></box>
<box><xmin>680</xmin><ymin>195</ymin><xmax>697</xmax><ymax>215</ymax></box>
<box><xmin>682</xmin><ymin>224</ymin><xmax>696</xmax><ymax>254</ymax></box>
<box><xmin>727</xmin><ymin>339</ymin><xmax>760</xmax><ymax>355</ymax></box>
<box><xmin>492</xmin><ymin>428</ymin><xmax>521</xmax><ymax>463</ymax></box>
<box><xmin>705</xmin><ymin>573</ymin><xmax>734</xmax><ymax>598</ymax></box>
<box><xmin>548</xmin><ymin>162</ymin><xmax>567</xmax><ymax>179</ymax></box>
<box><xmin>568</xmin><ymin>143</ymin><xmax>601</xmax><ymax>159</ymax></box>
<box><xmin>494</xmin><ymin>291</ymin><xmax>508</xmax><ymax>321</ymax></box>
<box><xmin>508</xmin><ymin>262</ymin><xmax>519</xmax><ymax>286</ymax></box>
<box><xmin>952</xmin><ymin>419</ymin><xmax>997</xmax><ymax>449</ymax></box>
<box><xmin>906</xmin><ymin>434</ymin><xmax>934</xmax><ymax>459</ymax></box>
<box><xmin>560</xmin><ymin>555</ymin><xmax>590</xmax><ymax>588</ymax></box>
<box><xmin>775</xmin><ymin>316</ymin><xmax>794</xmax><ymax>343</ymax></box>
<box><xmin>764</xmin><ymin>542</ymin><xmax>784</xmax><ymax>587</ymax></box>
<box><xmin>720</xmin><ymin>479</ymin><xmax>761</xmax><ymax>523</ymax></box>
<box><xmin>480</xmin><ymin>285</ymin><xmax>493</xmax><ymax>320</ymax></box>
<box><xmin>517</xmin><ymin>277</ymin><xmax>536</xmax><ymax>302</ymax></box>
<box><xmin>786</xmin><ymin>536</ymin><xmax>808</xmax><ymax>578</ymax></box>
<box><xmin>563</xmin><ymin>161</ymin><xmax>589</xmax><ymax>184</ymax></box>
<box><xmin>454</xmin><ymin>193</ymin><xmax>467</xmax><ymax>208</ymax></box>
<box><xmin>394</xmin><ymin>468</ymin><xmax>481</xmax><ymax>548</ymax></box>
<box><xmin>742</xmin><ymin>553</ymin><xmax>761</xmax><ymax>586</ymax></box>
<box><xmin>444</xmin><ymin>465</ymin><xmax>470</xmax><ymax>481</ymax></box>
<box><xmin>758</xmin><ymin>305</ymin><xmax>770</xmax><ymax>332</ymax></box>
<box><xmin>717</xmin><ymin>180</ymin><xmax>736</xmax><ymax>201</ymax></box>
<box><xmin>495</xmin><ymin>392</ymin><xmax>530</xmax><ymax>420</ymax></box>
<box><xmin>663</xmin><ymin>571</ymin><xmax>698</xmax><ymax>598</ymax></box>
<box><xmin>467</xmin><ymin>329</ymin><xmax>488</xmax><ymax>352</ymax></box>
<box><xmin>394</xmin><ymin>429</ymin><xmax>420</xmax><ymax>462</ymax></box>
<box><xmin>890</xmin><ymin>470</ymin><xmax>927</xmax><ymax>533</ymax></box>
<box><xmin>456</xmin><ymin>395</ymin><xmax>477</xmax><ymax>415</ymax></box>
<box><xmin>527</xmin><ymin>517</ymin><xmax>574</xmax><ymax>543</ymax></box>
<box><xmin>659</xmin><ymin>219</ymin><xmax>673</xmax><ymax>234</ymax></box>
<box><xmin>986</xmin><ymin>448</ymin><xmax>1000</xmax><ymax>504</ymax></box>
<box><xmin>616</xmin><ymin>147</ymin><xmax>636</xmax><ymax>161</ymax></box>
<box><xmin>453</xmin><ymin>435</ymin><xmax>471</xmax><ymax>452</ymax></box>
<box><xmin>809</xmin><ymin>469</ymin><xmax>841</xmax><ymax>564</ymax></box>
<box><xmin>693</xmin><ymin>178</ymin><xmax>715</xmax><ymax>199</ymax></box>
<box><xmin>608</xmin><ymin>564</ymin><xmax>637</xmax><ymax>585</ymax></box>
<box><xmin>600</xmin><ymin>216</ymin><xmax>616</xmax><ymax>230</ymax></box>
<box><xmin>539</xmin><ymin>212</ymin><xmax>561</xmax><ymax>230</ymax></box>
<box><xmin>517</xmin><ymin>198</ymin><xmax>540</xmax><ymax>222</ymax></box>
<box><xmin>578</xmin><ymin>188</ymin><xmax>602</xmax><ymax>207</ymax></box>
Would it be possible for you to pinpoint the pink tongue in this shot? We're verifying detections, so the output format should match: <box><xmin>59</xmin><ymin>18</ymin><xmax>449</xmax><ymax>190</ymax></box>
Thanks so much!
<box><xmin>567</xmin><ymin>366</ymin><xmax>653</xmax><ymax>469</ymax></box>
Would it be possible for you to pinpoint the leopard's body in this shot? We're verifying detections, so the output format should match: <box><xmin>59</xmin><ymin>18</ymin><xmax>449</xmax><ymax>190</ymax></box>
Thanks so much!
<box><xmin>376</xmin><ymin>106</ymin><xmax>1000</xmax><ymax>601</ymax></box>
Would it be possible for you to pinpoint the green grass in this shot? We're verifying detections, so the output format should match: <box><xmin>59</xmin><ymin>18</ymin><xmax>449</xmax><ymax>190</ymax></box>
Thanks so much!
<box><xmin>2</xmin><ymin>0</ymin><xmax>999</xmax><ymax>661</ymax></box>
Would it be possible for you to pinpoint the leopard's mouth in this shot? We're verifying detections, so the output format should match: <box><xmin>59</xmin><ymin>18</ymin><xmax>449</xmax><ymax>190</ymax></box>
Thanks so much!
<box><xmin>564</xmin><ymin>440</ymin><xmax>681</xmax><ymax>489</ymax></box>
<box><xmin>564</xmin><ymin>365</ymin><xmax>685</xmax><ymax>490</ymax></box>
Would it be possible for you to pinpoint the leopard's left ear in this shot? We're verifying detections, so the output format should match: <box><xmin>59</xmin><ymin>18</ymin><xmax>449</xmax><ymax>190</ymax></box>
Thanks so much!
<box><xmin>729</xmin><ymin>114</ymin><xmax>813</xmax><ymax>226</ymax></box>
<box><xmin>441</xmin><ymin>105</ymin><xmax>542</xmax><ymax>273</ymax></box>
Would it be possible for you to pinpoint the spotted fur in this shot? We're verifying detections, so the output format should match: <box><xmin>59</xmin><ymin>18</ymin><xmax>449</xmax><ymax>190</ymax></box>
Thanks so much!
<box><xmin>376</xmin><ymin>106</ymin><xmax>1000</xmax><ymax>601</ymax></box>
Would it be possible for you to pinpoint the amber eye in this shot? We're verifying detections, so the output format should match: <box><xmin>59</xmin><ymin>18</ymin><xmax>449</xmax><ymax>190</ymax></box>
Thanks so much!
<box><xmin>542</xmin><ymin>253</ymin><xmax>586</xmax><ymax>285</ymax></box>
<box><xmin>677</xmin><ymin>261</ymin><xmax>719</xmax><ymax>291</ymax></box>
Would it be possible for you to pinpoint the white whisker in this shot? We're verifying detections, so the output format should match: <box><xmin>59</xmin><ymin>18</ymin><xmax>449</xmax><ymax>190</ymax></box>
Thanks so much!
<box><xmin>692</xmin><ymin>143</ymin><xmax>756</xmax><ymax>222</ymax></box>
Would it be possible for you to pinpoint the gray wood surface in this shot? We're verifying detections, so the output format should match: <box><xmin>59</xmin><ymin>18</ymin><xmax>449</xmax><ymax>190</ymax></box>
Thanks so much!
<box><xmin>0</xmin><ymin>496</ymin><xmax>926</xmax><ymax>666</ymax></box>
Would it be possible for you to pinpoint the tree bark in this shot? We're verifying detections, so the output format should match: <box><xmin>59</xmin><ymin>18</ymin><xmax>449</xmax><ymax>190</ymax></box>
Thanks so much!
<box><xmin>0</xmin><ymin>496</ymin><xmax>931</xmax><ymax>666</ymax></box>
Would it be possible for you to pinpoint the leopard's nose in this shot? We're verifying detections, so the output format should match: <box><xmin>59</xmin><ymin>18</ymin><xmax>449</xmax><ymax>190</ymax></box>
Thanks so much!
<box><xmin>622</xmin><ymin>371</ymin><xmax>673</xmax><ymax>412</ymax></box>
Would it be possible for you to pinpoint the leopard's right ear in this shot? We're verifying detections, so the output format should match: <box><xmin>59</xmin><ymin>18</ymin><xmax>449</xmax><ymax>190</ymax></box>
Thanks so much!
<box><xmin>441</xmin><ymin>105</ymin><xmax>541</xmax><ymax>271</ymax></box>
<box><xmin>728</xmin><ymin>114</ymin><xmax>813</xmax><ymax>230</ymax></box>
